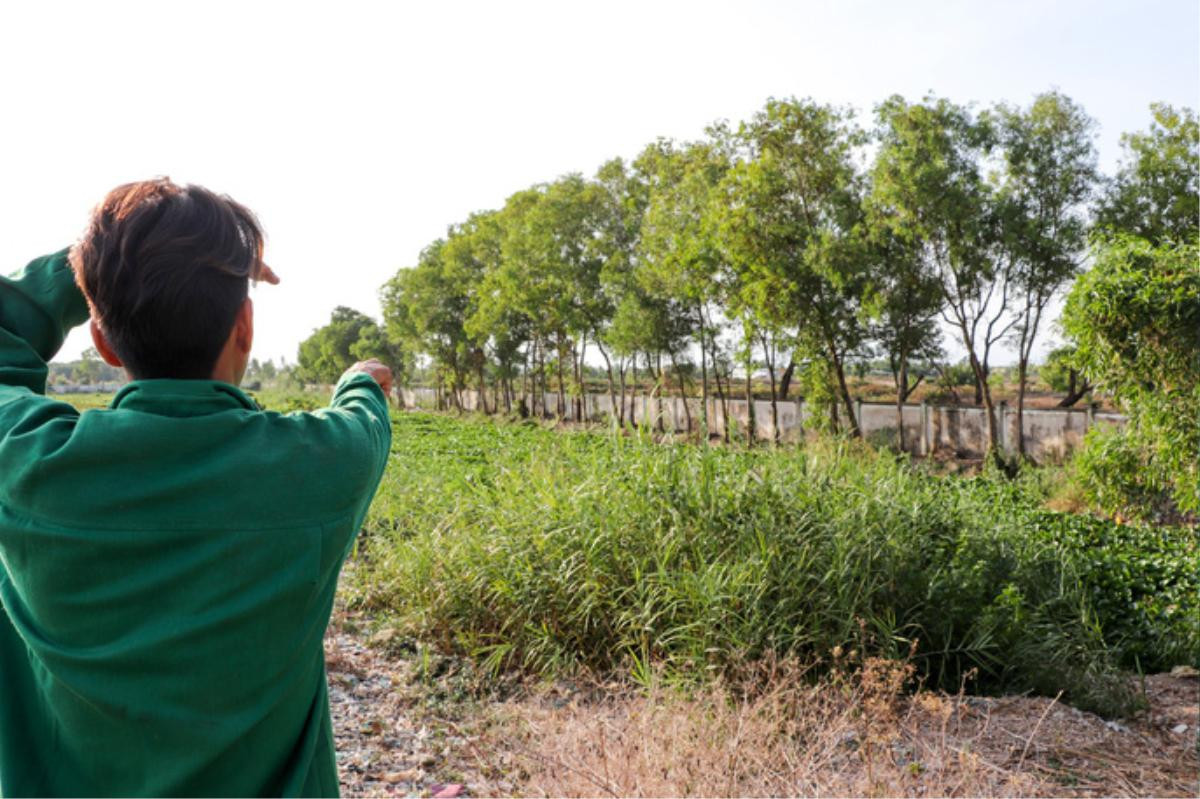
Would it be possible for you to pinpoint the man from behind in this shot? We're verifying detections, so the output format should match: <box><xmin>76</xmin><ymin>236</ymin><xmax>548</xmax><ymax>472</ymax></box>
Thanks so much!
<box><xmin>0</xmin><ymin>178</ymin><xmax>392</xmax><ymax>796</ymax></box>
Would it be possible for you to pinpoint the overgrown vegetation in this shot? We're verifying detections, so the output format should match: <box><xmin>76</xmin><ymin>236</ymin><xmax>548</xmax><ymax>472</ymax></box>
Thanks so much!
<box><xmin>1061</xmin><ymin>235</ymin><xmax>1199</xmax><ymax>522</ymax></box>
<box><xmin>1057</xmin><ymin>104</ymin><xmax>1199</xmax><ymax>523</ymax></box>
<box><xmin>349</xmin><ymin>412</ymin><xmax>1199</xmax><ymax>718</ymax></box>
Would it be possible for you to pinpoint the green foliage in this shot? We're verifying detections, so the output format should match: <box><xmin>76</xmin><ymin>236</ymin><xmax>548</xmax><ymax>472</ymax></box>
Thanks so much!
<box><xmin>870</xmin><ymin>95</ymin><xmax>1008</xmax><ymax>451</ymax></box>
<box><xmin>1071</xmin><ymin>425</ymin><xmax>1179</xmax><ymax>522</ymax></box>
<box><xmin>715</xmin><ymin>98</ymin><xmax>869</xmax><ymax>430</ymax></box>
<box><xmin>1062</xmin><ymin>235</ymin><xmax>1200</xmax><ymax>517</ymax></box>
<box><xmin>996</xmin><ymin>91</ymin><xmax>1098</xmax><ymax>430</ymax></box>
<box><xmin>248</xmin><ymin>388</ymin><xmax>325</xmax><ymax>413</ymax></box>
<box><xmin>47</xmin><ymin>348</ymin><xmax>125</xmax><ymax>386</ymax></box>
<box><xmin>1027</xmin><ymin>509</ymin><xmax>1199</xmax><ymax>671</ymax></box>
<box><xmin>1095</xmin><ymin>104</ymin><xmax>1199</xmax><ymax>245</ymax></box>
<box><xmin>383</xmin><ymin>239</ymin><xmax>473</xmax><ymax>393</ymax></box>
<box><xmin>351</xmin><ymin>413</ymin><xmax>1198</xmax><ymax>717</ymax></box>
<box><xmin>1039</xmin><ymin>346</ymin><xmax>1078</xmax><ymax>394</ymax></box>
<box><xmin>297</xmin><ymin>306</ymin><xmax>389</xmax><ymax>384</ymax></box>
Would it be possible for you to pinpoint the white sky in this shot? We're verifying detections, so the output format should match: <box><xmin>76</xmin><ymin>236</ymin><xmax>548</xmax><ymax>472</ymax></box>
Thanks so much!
<box><xmin>2</xmin><ymin>0</ymin><xmax>1197</xmax><ymax>366</ymax></box>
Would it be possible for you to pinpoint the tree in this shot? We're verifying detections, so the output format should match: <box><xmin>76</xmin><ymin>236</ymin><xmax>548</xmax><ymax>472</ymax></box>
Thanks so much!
<box><xmin>382</xmin><ymin>241</ymin><xmax>471</xmax><ymax>407</ymax></box>
<box><xmin>872</xmin><ymin>95</ymin><xmax>1010</xmax><ymax>460</ymax></box>
<box><xmin>75</xmin><ymin>347</ymin><xmax>106</xmax><ymax>385</ymax></box>
<box><xmin>591</xmin><ymin>157</ymin><xmax>649</xmax><ymax>424</ymax></box>
<box><xmin>860</xmin><ymin>217</ymin><xmax>943</xmax><ymax>450</ymax></box>
<box><xmin>468</xmin><ymin>191</ymin><xmax>541</xmax><ymax>413</ymax></box>
<box><xmin>297</xmin><ymin>306</ymin><xmax>381</xmax><ymax>385</ymax></box>
<box><xmin>489</xmin><ymin>178</ymin><xmax>606</xmax><ymax>418</ymax></box>
<box><xmin>995</xmin><ymin>91</ymin><xmax>1098</xmax><ymax>456</ymax></box>
<box><xmin>1061</xmin><ymin>235</ymin><xmax>1199</xmax><ymax>518</ymax></box>
<box><xmin>350</xmin><ymin>324</ymin><xmax>404</xmax><ymax>381</ymax></box>
<box><xmin>637</xmin><ymin>138</ymin><xmax>734</xmax><ymax>435</ymax></box>
<box><xmin>1095</xmin><ymin>104</ymin><xmax>1198</xmax><ymax>245</ymax></box>
<box><xmin>1040</xmin><ymin>346</ymin><xmax>1091</xmax><ymax>407</ymax></box>
<box><xmin>441</xmin><ymin>211</ymin><xmax>509</xmax><ymax>413</ymax></box>
<box><xmin>716</xmin><ymin>97</ymin><xmax>868</xmax><ymax>437</ymax></box>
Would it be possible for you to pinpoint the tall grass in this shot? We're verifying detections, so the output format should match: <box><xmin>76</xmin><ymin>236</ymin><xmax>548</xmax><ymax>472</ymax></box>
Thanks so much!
<box><xmin>350</xmin><ymin>413</ymin><xmax>1198</xmax><ymax>717</ymax></box>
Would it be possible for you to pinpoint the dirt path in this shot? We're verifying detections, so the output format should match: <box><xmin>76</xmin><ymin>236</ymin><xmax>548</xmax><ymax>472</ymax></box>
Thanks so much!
<box><xmin>325</xmin><ymin>610</ymin><xmax>1199</xmax><ymax>798</ymax></box>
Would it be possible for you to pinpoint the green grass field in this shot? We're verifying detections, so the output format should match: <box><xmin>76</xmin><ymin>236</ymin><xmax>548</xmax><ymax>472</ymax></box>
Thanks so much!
<box><xmin>348</xmin><ymin>412</ymin><xmax>1198</xmax><ymax>717</ymax></box>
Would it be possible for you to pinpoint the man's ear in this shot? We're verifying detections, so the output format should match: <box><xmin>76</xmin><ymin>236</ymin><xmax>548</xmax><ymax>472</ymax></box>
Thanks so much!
<box><xmin>234</xmin><ymin>297</ymin><xmax>254</xmax><ymax>355</ymax></box>
<box><xmin>89</xmin><ymin>320</ymin><xmax>124</xmax><ymax>367</ymax></box>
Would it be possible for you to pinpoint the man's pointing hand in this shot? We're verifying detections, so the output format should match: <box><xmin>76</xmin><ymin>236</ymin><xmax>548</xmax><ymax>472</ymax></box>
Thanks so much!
<box><xmin>344</xmin><ymin>359</ymin><xmax>393</xmax><ymax>398</ymax></box>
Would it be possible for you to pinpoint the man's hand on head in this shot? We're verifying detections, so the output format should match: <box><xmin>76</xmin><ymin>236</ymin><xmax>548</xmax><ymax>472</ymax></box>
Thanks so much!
<box><xmin>256</xmin><ymin>264</ymin><xmax>281</xmax><ymax>285</ymax></box>
<box><xmin>344</xmin><ymin>359</ymin><xmax>393</xmax><ymax>397</ymax></box>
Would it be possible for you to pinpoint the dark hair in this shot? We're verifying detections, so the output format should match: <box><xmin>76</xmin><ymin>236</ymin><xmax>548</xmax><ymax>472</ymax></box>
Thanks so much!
<box><xmin>71</xmin><ymin>178</ymin><xmax>265</xmax><ymax>379</ymax></box>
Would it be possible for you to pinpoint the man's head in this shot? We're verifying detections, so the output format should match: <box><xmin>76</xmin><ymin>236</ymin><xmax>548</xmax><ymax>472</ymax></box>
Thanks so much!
<box><xmin>71</xmin><ymin>178</ymin><xmax>266</xmax><ymax>382</ymax></box>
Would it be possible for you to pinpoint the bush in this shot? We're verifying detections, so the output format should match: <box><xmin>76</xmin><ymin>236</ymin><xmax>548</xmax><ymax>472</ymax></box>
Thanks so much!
<box><xmin>1061</xmin><ymin>235</ymin><xmax>1200</xmax><ymax>518</ymax></box>
<box><xmin>1036</xmin><ymin>510</ymin><xmax>1198</xmax><ymax>672</ymax></box>
<box><xmin>1071</xmin><ymin>425</ymin><xmax>1179</xmax><ymax>523</ymax></box>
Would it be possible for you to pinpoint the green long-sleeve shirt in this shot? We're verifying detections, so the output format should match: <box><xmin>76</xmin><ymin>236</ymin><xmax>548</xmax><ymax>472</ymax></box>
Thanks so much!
<box><xmin>0</xmin><ymin>251</ymin><xmax>392</xmax><ymax>796</ymax></box>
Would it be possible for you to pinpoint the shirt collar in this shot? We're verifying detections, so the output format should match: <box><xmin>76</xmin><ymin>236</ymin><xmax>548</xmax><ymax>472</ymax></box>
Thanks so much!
<box><xmin>109</xmin><ymin>380</ymin><xmax>260</xmax><ymax>416</ymax></box>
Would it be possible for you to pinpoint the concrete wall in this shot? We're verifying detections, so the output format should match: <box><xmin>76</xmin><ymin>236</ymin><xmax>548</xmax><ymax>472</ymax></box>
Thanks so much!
<box><xmin>396</xmin><ymin>387</ymin><xmax>1125</xmax><ymax>463</ymax></box>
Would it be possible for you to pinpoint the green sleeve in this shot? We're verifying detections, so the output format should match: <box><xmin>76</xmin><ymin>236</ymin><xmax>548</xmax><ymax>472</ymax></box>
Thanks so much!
<box><xmin>327</xmin><ymin>370</ymin><xmax>393</xmax><ymax>481</ymax></box>
<box><xmin>0</xmin><ymin>249</ymin><xmax>91</xmax><ymax>396</ymax></box>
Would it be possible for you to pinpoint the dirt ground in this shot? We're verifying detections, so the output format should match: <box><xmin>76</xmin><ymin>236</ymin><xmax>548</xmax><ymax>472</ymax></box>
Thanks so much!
<box><xmin>325</xmin><ymin>605</ymin><xmax>1199</xmax><ymax>798</ymax></box>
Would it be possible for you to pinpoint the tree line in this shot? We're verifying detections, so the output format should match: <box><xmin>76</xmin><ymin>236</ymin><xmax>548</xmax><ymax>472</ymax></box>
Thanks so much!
<box><xmin>299</xmin><ymin>94</ymin><xmax>1198</xmax><ymax>465</ymax></box>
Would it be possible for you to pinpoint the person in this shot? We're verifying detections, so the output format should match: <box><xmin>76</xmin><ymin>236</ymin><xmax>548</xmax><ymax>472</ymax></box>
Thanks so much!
<box><xmin>0</xmin><ymin>178</ymin><xmax>393</xmax><ymax>796</ymax></box>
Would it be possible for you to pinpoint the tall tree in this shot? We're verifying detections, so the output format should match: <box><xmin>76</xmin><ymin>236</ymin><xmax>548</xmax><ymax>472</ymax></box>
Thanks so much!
<box><xmin>381</xmin><ymin>241</ymin><xmax>471</xmax><ymax>408</ymax></box>
<box><xmin>592</xmin><ymin>157</ymin><xmax>649</xmax><ymax>424</ymax></box>
<box><xmin>995</xmin><ymin>91</ymin><xmax>1098</xmax><ymax>456</ymax></box>
<box><xmin>1095</xmin><ymin>104</ymin><xmax>1199</xmax><ymax>245</ymax></box>
<box><xmin>873</xmin><ymin>95</ymin><xmax>1009</xmax><ymax>459</ymax></box>
<box><xmin>716</xmin><ymin>97</ymin><xmax>868</xmax><ymax>436</ymax></box>
<box><xmin>637</xmin><ymin>139</ymin><xmax>732</xmax><ymax>435</ymax></box>
<box><xmin>469</xmin><ymin>190</ymin><xmax>542</xmax><ymax>412</ymax></box>
<box><xmin>297</xmin><ymin>306</ymin><xmax>383</xmax><ymax>385</ymax></box>
<box><xmin>859</xmin><ymin>215</ymin><xmax>943</xmax><ymax>451</ymax></box>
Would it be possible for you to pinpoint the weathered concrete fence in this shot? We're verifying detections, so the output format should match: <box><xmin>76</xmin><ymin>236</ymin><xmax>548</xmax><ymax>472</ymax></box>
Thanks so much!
<box><xmin>396</xmin><ymin>387</ymin><xmax>1124</xmax><ymax>463</ymax></box>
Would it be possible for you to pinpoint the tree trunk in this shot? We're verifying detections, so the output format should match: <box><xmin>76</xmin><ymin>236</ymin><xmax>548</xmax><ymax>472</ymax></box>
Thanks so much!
<box><xmin>627</xmin><ymin>359</ymin><xmax>635</xmax><ymax>426</ymax></box>
<box><xmin>710</xmin><ymin>334</ymin><xmax>728</xmax><ymax>442</ymax></box>
<box><xmin>967</xmin><ymin>349</ymin><xmax>1002</xmax><ymax>463</ymax></box>
<box><xmin>669</xmin><ymin>352</ymin><xmax>692</xmax><ymax>433</ymax></box>
<box><xmin>697</xmin><ymin>303</ymin><xmax>709</xmax><ymax>437</ymax></box>
<box><xmin>767</xmin><ymin>363</ymin><xmax>780</xmax><ymax>444</ymax></box>
<box><xmin>655</xmin><ymin>354</ymin><xmax>664</xmax><ymax>432</ymax></box>
<box><xmin>779</xmin><ymin>359</ymin><xmax>796</xmax><ymax>401</ymax></box>
<box><xmin>574</xmin><ymin>334</ymin><xmax>586</xmax><ymax>422</ymax></box>
<box><xmin>476</xmin><ymin>358</ymin><xmax>489</xmax><ymax>415</ymax></box>
<box><xmin>895</xmin><ymin>355</ymin><xmax>908</xmax><ymax>452</ymax></box>
<box><xmin>825</xmin><ymin>333</ymin><xmax>860</xmax><ymax>438</ymax></box>
<box><xmin>744</xmin><ymin>359</ymin><xmax>756</xmax><ymax>445</ymax></box>
<box><xmin>1016</xmin><ymin>359</ymin><xmax>1028</xmax><ymax>457</ymax></box>
<box><xmin>1057</xmin><ymin>372</ymin><xmax>1092</xmax><ymax>407</ymax></box>
<box><xmin>522</xmin><ymin>348</ymin><xmax>531</xmax><ymax>414</ymax></box>
<box><xmin>973</xmin><ymin>364</ymin><xmax>988</xmax><ymax>406</ymax></box>
<box><xmin>597</xmin><ymin>341</ymin><xmax>618</xmax><ymax>426</ymax></box>
<box><xmin>761</xmin><ymin>335</ymin><xmax>780</xmax><ymax>443</ymax></box>
<box><xmin>555</xmin><ymin>335</ymin><xmax>567</xmax><ymax>418</ymax></box>
<box><xmin>832</xmin><ymin>358</ymin><xmax>859</xmax><ymax>437</ymax></box>
<box><xmin>531</xmin><ymin>339</ymin><xmax>540</xmax><ymax>415</ymax></box>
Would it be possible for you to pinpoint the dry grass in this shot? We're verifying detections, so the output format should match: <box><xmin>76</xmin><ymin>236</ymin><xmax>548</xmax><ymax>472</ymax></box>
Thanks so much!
<box><xmin>463</xmin><ymin>660</ymin><xmax>1198</xmax><ymax>798</ymax></box>
<box><xmin>325</xmin><ymin>599</ymin><xmax>1198</xmax><ymax>797</ymax></box>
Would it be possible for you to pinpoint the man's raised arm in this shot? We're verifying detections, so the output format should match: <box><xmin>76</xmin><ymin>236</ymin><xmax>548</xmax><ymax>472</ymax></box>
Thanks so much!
<box><xmin>327</xmin><ymin>358</ymin><xmax>394</xmax><ymax>478</ymax></box>
<box><xmin>0</xmin><ymin>250</ymin><xmax>90</xmax><ymax>396</ymax></box>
